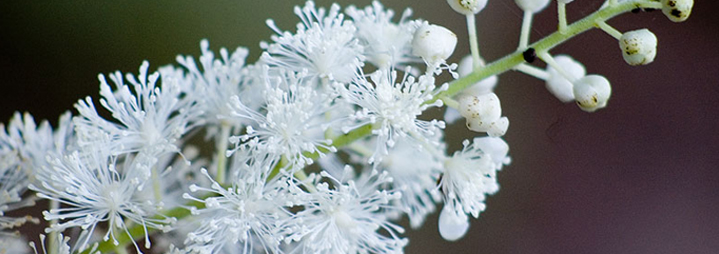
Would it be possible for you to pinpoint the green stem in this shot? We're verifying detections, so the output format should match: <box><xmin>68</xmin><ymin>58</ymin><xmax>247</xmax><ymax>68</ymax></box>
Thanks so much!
<box><xmin>215</xmin><ymin>122</ymin><xmax>231</xmax><ymax>185</ymax></box>
<box><xmin>432</xmin><ymin>0</ymin><xmax>656</xmax><ymax>102</ymax></box>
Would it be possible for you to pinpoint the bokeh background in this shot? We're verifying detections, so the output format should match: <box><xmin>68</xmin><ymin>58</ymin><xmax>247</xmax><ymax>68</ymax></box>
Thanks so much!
<box><xmin>1</xmin><ymin>0</ymin><xmax>718</xmax><ymax>253</ymax></box>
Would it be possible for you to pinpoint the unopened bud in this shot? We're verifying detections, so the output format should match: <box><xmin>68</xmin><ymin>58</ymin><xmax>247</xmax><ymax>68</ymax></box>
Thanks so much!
<box><xmin>546</xmin><ymin>55</ymin><xmax>585</xmax><ymax>103</ymax></box>
<box><xmin>662</xmin><ymin>0</ymin><xmax>693</xmax><ymax>22</ymax></box>
<box><xmin>573</xmin><ymin>75</ymin><xmax>612</xmax><ymax>112</ymax></box>
<box><xmin>515</xmin><ymin>0</ymin><xmax>551</xmax><ymax>13</ymax></box>
<box><xmin>412</xmin><ymin>24</ymin><xmax>457</xmax><ymax>64</ymax></box>
<box><xmin>447</xmin><ymin>0</ymin><xmax>488</xmax><ymax>15</ymax></box>
<box><xmin>619</xmin><ymin>29</ymin><xmax>657</xmax><ymax>66</ymax></box>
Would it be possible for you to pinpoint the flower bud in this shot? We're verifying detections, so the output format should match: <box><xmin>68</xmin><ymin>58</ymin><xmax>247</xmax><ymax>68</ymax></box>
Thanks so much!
<box><xmin>458</xmin><ymin>93</ymin><xmax>501</xmax><ymax>121</ymax></box>
<box><xmin>515</xmin><ymin>0</ymin><xmax>551</xmax><ymax>13</ymax></box>
<box><xmin>412</xmin><ymin>24</ymin><xmax>457</xmax><ymax>64</ymax></box>
<box><xmin>467</xmin><ymin>116</ymin><xmax>509</xmax><ymax>137</ymax></box>
<box><xmin>619</xmin><ymin>29</ymin><xmax>657</xmax><ymax>66</ymax></box>
<box><xmin>662</xmin><ymin>0</ymin><xmax>693</xmax><ymax>22</ymax></box>
<box><xmin>546</xmin><ymin>55</ymin><xmax>585</xmax><ymax>103</ymax></box>
<box><xmin>439</xmin><ymin>206</ymin><xmax>470</xmax><ymax>241</ymax></box>
<box><xmin>447</xmin><ymin>0</ymin><xmax>488</xmax><ymax>15</ymax></box>
<box><xmin>573</xmin><ymin>75</ymin><xmax>611</xmax><ymax>112</ymax></box>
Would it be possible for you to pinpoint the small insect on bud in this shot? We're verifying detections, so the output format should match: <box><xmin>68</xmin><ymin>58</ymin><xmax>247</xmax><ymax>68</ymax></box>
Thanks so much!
<box><xmin>546</xmin><ymin>55</ymin><xmax>586</xmax><ymax>103</ymax></box>
<box><xmin>573</xmin><ymin>75</ymin><xmax>612</xmax><ymax>112</ymax></box>
<box><xmin>662</xmin><ymin>0</ymin><xmax>693</xmax><ymax>22</ymax></box>
<box><xmin>412</xmin><ymin>24</ymin><xmax>458</xmax><ymax>65</ymax></box>
<box><xmin>523</xmin><ymin>48</ymin><xmax>537</xmax><ymax>63</ymax></box>
<box><xmin>515</xmin><ymin>0</ymin><xmax>551</xmax><ymax>13</ymax></box>
<box><xmin>447</xmin><ymin>0</ymin><xmax>488</xmax><ymax>15</ymax></box>
<box><xmin>619</xmin><ymin>29</ymin><xmax>658</xmax><ymax>66</ymax></box>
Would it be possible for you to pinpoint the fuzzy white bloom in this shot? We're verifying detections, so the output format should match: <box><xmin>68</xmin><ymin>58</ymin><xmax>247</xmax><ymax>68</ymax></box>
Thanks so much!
<box><xmin>661</xmin><ymin>0</ymin><xmax>693</xmax><ymax>22</ymax></box>
<box><xmin>0</xmin><ymin>234</ymin><xmax>29</xmax><ymax>254</ymax></box>
<box><xmin>447</xmin><ymin>0</ymin><xmax>488</xmax><ymax>15</ymax></box>
<box><xmin>573</xmin><ymin>74</ymin><xmax>612</xmax><ymax>112</ymax></box>
<box><xmin>380</xmin><ymin>139</ymin><xmax>443</xmax><ymax>229</ymax></box>
<box><xmin>228</xmin><ymin>68</ymin><xmax>337</xmax><ymax>174</ymax></box>
<box><xmin>74</xmin><ymin>61</ymin><xmax>200</xmax><ymax>165</ymax></box>
<box><xmin>619</xmin><ymin>29</ymin><xmax>658</xmax><ymax>66</ymax></box>
<box><xmin>183</xmin><ymin>169</ymin><xmax>293</xmax><ymax>254</ymax></box>
<box><xmin>458</xmin><ymin>93</ymin><xmax>509</xmax><ymax>137</ymax></box>
<box><xmin>261</xmin><ymin>1</ymin><xmax>364</xmax><ymax>83</ymax></box>
<box><xmin>438</xmin><ymin>137</ymin><xmax>509</xmax><ymax>240</ymax></box>
<box><xmin>287</xmin><ymin>169</ymin><xmax>407</xmax><ymax>254</ymax></box>
<box><xmin>338</xmin><ymin>68</ymin><xmax>446</xmax><ymax>164</ymax></box>
<box><xmin>411</xmin><ymin>23</ymin><xmax>457</xmax><ymax>70</ymax></box>
<box><xmin>546</xmin><ymin>55</ymin><xmax>586</xmax><ymax>103</ymax></box>
<box><xmin>515</xmin><ymin>0</ymin><xmax>551</xmax><ymax>13</ymax></box>
<box><xmin>29</xmin><ymin>150</ymin><xmax>173</xmax><ymax>253</ymax></box>
<box><xmin>29</xmin><ymin>233</ymin><xmax>88</xmax><ymax>254</ymax></box>
<box><xmin>346</xmin><ymin>1</ymin><xmax>419</xmax><ymax>70</ymax></box>
<box><xmin>176</xmin><ymin>39</ymin><xmax>256</xmax><ymax>128</ymax></box>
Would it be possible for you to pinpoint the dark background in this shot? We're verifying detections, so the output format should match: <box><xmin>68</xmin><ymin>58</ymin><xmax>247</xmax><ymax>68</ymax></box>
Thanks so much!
<box><xmin>2</xmin><ymin>1</ymin><xmax>718</xmax><ymax>253</ymax></box>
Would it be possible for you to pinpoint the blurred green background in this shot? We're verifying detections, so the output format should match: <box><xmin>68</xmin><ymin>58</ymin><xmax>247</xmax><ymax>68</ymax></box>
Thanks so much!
<box><xmin>2</xmin><ymin>0</ymin><xmax>719</xmax><ymax>253</ymax></box>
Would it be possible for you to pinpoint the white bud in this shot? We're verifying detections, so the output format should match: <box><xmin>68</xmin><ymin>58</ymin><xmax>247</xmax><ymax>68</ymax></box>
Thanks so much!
<box><xmin>573</xmin><ymin>75</ymin><xmax>612</xmax><ymax>112</ymax></box>
<box><xmin>412</xmin><ymin>24</ymin><xmax>457</xmax><ymax>64</ymax></box>
<box><xmin>515</xmin><ymin>0</ymin><xmax>551</xmax><ymax>13</ymax></box>
<box><xmin>447</xmin><ymin>0</ymin><xmax>488</xmax><ymax>15</ymax></box>
<box><xmin>619</xmin><ymin>29</ymin><xmax>657</xmax><ymax>66</ymax></box>
<box><xmin>458</xmin><ymin>55</ymin><xmax>498</xmax><ymax>96</ymax></box>
<box><xmin>662</xmin><ymin>0</ymin><xmax>693</xmax><ymax>22</ymax></box>
<box><xmin>458</xmin><ymin>93</ymin><xmax>501</xmax><ymax>120</ymax></box>
<box><xmin>439</xmin><ymin>206</ymin><xmax>470</xmax><ymax>241</ymax></box>
<box><xmin>467</xmin><ymin>116</ymin><xmax>509</xmax><ymax>137</ymax></box>
<box><xmin>546</xmin><ymin>55</ymin><xmax>586</xmax><ymax>103</ymax></box>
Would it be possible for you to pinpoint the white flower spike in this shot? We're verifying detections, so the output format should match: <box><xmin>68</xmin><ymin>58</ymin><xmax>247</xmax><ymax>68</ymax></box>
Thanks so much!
<box><xmin>573</xmin><ymin>75</ymin><xmax>612</xmax><ymax>112</ymax></box>
<box><xmin>446</xmin><ymin>0</ymin><xmax>488</xmax><ymax>15</ymax></box>
<box><xmin>619</xmin><ymin>29</ymin><xmax>658</xmax><ymax>66</ymax></box>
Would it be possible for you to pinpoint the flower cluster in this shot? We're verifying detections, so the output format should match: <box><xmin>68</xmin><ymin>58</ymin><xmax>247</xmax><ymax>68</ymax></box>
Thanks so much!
<box><xmin>0</xmin><ymin>0</ymin><xmax>693</xmax><ymax>253</ymax></box>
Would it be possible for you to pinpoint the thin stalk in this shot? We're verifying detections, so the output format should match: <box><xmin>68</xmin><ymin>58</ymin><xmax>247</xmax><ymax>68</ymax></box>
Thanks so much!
<box><xmin>466</xmin><ymin>14</ymin><xmax>482</xmax><ymax>69</ymax></box>
<box><xmin>215</xmin><ymin>122</ymin><xmax>231</xmax><ymax>185</ymax></box>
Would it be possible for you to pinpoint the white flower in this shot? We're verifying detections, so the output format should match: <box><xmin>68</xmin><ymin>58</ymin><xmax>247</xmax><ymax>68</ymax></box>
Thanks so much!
<box><xmin>74</xmin><ymin>61</ymin><xmax>200</xmax><ymax>162</ymax></box>
<box><xmin>176</xmin><ymin>39</ymin><xmax>256</xmax><ymax>128</ymax></box>
<box><xmin>29</xmin><ymin>233</ymin><xmax>85</xmax><ymax>254</ymax></box>
<box><xmin>287</xmin><ymin>169</ymin><xmax>406</xmax><ymax>254</ymax></box>
<box><xmin>440</xmin><ymin>137</ymin><xmax>509</xmax><ymax>221</ymax></box>
<box><xmin>0</xmin><ymin>234</ymin><xmax>29</xmax><ymax>254</ymax></box>
<box><xmin>345</xmin><ymin>1</ymin><xmax>419</xmax><ymax>70</ymax></box>
<box><xmin>228</xmin><ymin>68</ymin><xmax>336</xmax><ymax>175</ymax></box>
<box><xmin>261</xmin><ymin>1</ymin><xmax>364</xmax><ymax>83</ymax></box>
<box><xmin>379</xmin><ymin>139</ymin><xmax>443</xmax><ymax>229</ymax></box>
<box><xmin>29</xmin><ymin>150</ymin><xmax>173</xmax><ymax>253</ymax></box>
<box><xmin>183</xmin><ymin>169</ymin><xmax>293</xmax><ymax>254</ymax></box>
<box><xmin>337</xmin><ymin>68</ymin><xmax>446</xmax><ymax>164</ymax></box>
